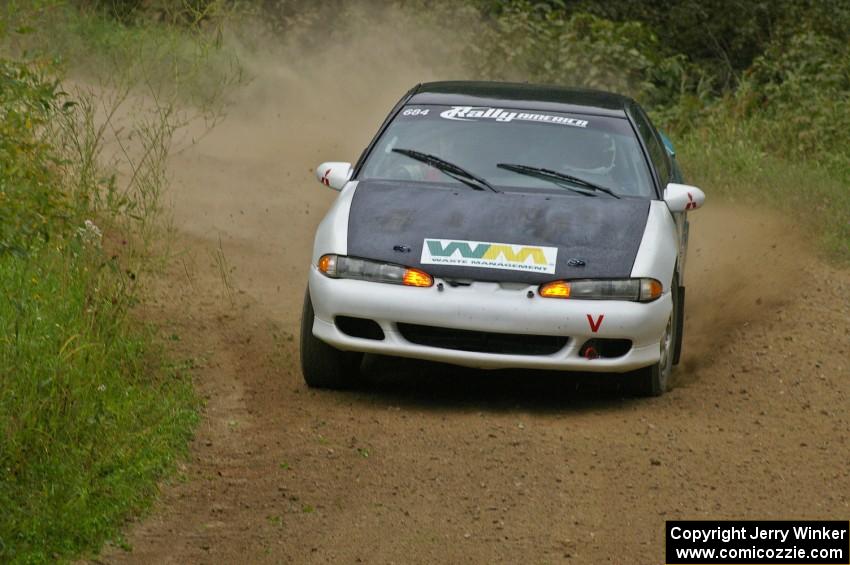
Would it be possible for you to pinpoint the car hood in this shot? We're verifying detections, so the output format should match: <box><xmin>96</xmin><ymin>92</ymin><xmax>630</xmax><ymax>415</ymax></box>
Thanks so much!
<box><xmin>346</xmin><ymin>180</ymin><xmax>650</xmax><ymax>284</ymax></box>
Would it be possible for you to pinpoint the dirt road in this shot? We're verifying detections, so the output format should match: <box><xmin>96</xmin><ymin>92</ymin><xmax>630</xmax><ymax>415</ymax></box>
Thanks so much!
<box><xmin>99</xmin><ymin>31</ymin><xmax>850</xmax><ymax>564</ymax></box>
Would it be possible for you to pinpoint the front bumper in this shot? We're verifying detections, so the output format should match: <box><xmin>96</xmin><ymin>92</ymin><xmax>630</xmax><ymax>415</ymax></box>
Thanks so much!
<box><xmin>308</xmin><ymin>266</ymin><xmax>671</xmax><ymax>372</ymax></box>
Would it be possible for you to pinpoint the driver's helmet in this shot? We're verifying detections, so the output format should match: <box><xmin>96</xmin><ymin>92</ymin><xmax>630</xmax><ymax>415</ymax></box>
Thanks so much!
<box><xmin>560</xmin><ymin>132</ymin><xmax>616</xmax><ymax>175</ymax></box>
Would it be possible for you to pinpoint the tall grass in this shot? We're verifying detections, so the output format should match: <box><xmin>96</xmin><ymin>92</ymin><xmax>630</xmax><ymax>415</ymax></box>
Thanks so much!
<box><xmin>677</xmin><ymin>125</ymin><xmax>850</xmax><ymax>262</ymax></box>
<box><xmin>0</xmin><ymin>241</ymin><xmax>197</xmax><ymax>562</ymax></box>
<box><xmin>0</xmin><ymin>3</ymin><xmax>239</xmax><ymax>561</ymax></box>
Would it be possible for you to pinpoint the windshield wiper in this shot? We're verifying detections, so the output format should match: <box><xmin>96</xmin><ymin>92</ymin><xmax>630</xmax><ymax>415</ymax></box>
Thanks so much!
<box><xmin>496</xmin><ymin>163</ymin><xmax>620</xmax><ymax>199</ymax></box>
<box><xmin>392</xmin><ymin>148</ymin><xmax>498</xmax><ymax>193</ymax></box>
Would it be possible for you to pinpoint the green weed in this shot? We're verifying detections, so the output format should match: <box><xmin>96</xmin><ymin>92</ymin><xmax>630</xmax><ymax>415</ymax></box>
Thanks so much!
<box><xmin>0</xmin><ymin>239</ymin><xmax>199</xmax><ymax>563</ymax></box>
<box><xmin>0</xmin><ymin>2</ymin><xmax>240</xmax><ymax>561</ymax></box>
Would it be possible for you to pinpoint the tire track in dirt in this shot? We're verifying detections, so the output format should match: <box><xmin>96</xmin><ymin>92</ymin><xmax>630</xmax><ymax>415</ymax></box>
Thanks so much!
<box><xmin>98</xmin><ymin>21</ymin><xmax>850</xmax><ymax>565</ymax></box>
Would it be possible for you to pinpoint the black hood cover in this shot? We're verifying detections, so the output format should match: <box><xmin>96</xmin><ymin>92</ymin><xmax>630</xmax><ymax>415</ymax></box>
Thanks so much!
<box><xmin>346</xmin><ymin>181</ymin><xmax>650</xmax><ymax>284</ymax></box>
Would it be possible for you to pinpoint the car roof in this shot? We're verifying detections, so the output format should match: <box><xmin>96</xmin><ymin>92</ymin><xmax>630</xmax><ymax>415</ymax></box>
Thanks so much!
<box><xmin>408</xmin><ymin>81</ymin><xmax>633</xmax><ymax>118</ymax></box>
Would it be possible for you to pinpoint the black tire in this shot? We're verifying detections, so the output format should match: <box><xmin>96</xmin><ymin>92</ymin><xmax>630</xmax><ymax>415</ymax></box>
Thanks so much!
<box><xmin>300</xmin><ymin>289</ymin><xmax>363</xmax><ymax>389</ymax></box>
<box><xmin>673</xmin><ymin>284</ymin><xmax>685</xmax><ymax>366</ymax></box>
<box><xmin>627</xmin><ymin>273</ymin><xmax>680</xmax><ymax>397</ymax></box>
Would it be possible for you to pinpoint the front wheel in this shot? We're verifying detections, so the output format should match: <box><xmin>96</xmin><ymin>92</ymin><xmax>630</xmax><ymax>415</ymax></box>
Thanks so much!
<box><xmin>627</xmin><ymin>273</ymin><xmax>679</xmax><ymax>397</ymax></box>
<box><xmin>300</xmin><ymin>289</ymin><xmax>363</xmax><ymax>389</ymax></box>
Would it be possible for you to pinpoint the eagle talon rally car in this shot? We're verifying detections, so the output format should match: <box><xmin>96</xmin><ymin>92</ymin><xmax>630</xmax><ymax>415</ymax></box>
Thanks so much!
<box><xmin>301</xmin><ymin>82</ymin><xmax>704</xmax><ymax>396</ymax></box>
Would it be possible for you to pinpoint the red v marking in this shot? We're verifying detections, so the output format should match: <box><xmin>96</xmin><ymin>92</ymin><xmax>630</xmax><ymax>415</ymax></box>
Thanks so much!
<box><xmin>587</xmin><ymin>314</ymin><xmax>604</xmax><ymax>333</ymax></box>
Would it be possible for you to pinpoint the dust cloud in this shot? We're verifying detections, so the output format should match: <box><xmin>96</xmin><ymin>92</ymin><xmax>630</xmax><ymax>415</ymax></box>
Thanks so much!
<box><xmin>167</xmin><ymin>5</ymin><xmax>466</xmax><ymax>324</ymax></box>
<box><xmin>681</xmin><ymin>204</ymin><xmax>809</xmax><ymax>375</ymax></box>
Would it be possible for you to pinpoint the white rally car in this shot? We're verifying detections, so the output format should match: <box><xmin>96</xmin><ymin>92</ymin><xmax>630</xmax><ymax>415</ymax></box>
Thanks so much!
<box><xmin>301</xmin><ymin>81</ymin><xmax>704</xmax><ymax>396</ymax></box>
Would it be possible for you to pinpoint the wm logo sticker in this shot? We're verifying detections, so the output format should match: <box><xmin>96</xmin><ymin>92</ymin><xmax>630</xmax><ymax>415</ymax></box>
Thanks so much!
<box><xmin>421</xmin><ymin>238</ymin><xmax>558</xmax><ymax>274</ymax></box>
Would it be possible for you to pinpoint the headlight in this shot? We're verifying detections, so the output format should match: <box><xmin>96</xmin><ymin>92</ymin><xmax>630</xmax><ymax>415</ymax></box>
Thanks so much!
<box><xmin>538</xmin><ymin>278</ymin><xmax>662</xmax><ymax>302</ymax></box>
<box><xmin>317</xmin><ymin>254</ymin><xmax>433</xmax><ymax>288</ymax></box>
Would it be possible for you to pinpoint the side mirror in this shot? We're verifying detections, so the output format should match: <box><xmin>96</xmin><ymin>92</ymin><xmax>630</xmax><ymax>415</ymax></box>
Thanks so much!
<box><xmin>315</xmin><ymin>162</ymin><xmax>353</xmax><ymax>191</ymax></box>
<box><xmin>664</xmin><ymin>183</ymin><xmax>705</xmax><ymax>212</ymax></box>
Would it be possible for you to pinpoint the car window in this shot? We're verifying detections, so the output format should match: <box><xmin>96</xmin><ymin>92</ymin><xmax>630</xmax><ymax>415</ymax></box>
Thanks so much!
<box><xmin>631</xmin><ymin>107</ymin><xmax>671</xmax><ymax>189</ymax></box>
<box><xmin>358</xmin><ymin>105</ymin><xmax>656</xmax><ymax>198</ymax></box>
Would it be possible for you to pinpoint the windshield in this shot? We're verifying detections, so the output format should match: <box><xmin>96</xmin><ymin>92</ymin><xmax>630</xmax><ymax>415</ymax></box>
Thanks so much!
<box><xmin>359</xmin><ymin>104</ymin><xmax>655</xmax><ymax>197</ymax></box>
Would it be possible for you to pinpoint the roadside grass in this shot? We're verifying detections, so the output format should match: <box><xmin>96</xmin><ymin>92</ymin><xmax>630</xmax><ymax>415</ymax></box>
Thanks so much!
<box><xmin>0</xmin><ymin>72</ymin><xmax>196</xmax><ymax>563</ymax></box>
<box><xmin>676</xmin><ymin>125</ymin><xmax>850</xmax><ymax>263</ymax></box>
<box><xmin>0</xmin><ymin>4</ymin><xmax>239</xmax><ymax>562</ymax></box>
<box><xmin>0</xmin><ymin>242</ymin><xmax>197</xmax><ymax>563</ymax></box>
<box><xmin>2</xmin><ymin>2</ymin><xmax>241</xmax><ymax>126</ymax></box>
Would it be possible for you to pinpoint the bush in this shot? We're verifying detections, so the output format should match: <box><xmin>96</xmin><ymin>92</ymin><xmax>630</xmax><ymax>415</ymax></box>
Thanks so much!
<box><xmin>76</xmin><ymin>0</ymin><xmax>229</xmax><ymax>26</ymax></box>
<box><xmin>465</xmin><ymin>1</ymin><xmax>687</xmax><ymax>105</ymax></box>
<box><xmin>0</xmin><ymin>59</ymin><xmax>69</xmax><ymax>254</ymax></box>
<box><xmin>735</xmin><ymin>30</ymin><xmax>850</xmax><ymax>168</ymax></box>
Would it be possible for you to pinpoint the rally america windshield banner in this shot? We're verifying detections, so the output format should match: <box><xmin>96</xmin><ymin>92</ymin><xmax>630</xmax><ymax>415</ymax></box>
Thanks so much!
<box><xmin>440</xmin><ymin>106</ymin><xmax>588</xmax><ymax>128</ymax></box>
<box><xmin>398</xmin><ymin>105</ymin><xmax>590</xmax><ymax>129</ymax></box>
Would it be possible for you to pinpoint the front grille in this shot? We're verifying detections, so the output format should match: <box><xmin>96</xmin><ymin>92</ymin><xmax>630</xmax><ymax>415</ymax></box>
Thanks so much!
<box><xmin>397</xmin><ymin>323</ymin><xmax>568</xmax><ymax>355</ymax></box>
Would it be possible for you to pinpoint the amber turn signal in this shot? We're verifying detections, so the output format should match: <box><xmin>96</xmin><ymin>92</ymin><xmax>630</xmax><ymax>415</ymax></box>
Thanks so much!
<box><xmin>318</xmin><ymin>254</ymin><xmax>335</xmax><ymax>275</ymax></box>
<box><xmin>539</xmin><ymin>280</ymin><xmax>571</xmax><ymax>298</ymax></box>
<box><xmin>402</xmin><ymin>268</ymin><xmax>433</xmax><ymax>288</ymax></box>
<box><xmin>640</xmin><ymin>278</ymin><xmax>663</xmax><ymax>301</ymax></box>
